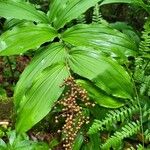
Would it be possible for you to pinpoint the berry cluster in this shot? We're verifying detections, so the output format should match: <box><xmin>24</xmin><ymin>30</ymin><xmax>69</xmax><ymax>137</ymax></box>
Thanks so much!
<box><xmin>55</xmin><ymin>76</ymin><xmax>95</xmax><ymax>150</ymax></box>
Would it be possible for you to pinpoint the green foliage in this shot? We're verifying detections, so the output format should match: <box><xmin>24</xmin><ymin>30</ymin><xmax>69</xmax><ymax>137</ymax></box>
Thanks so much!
<box><xmin>88</xmin><ymin>103</ymin><xmax>150</xmax><ymax>148</ymax></box>
<box><xmin>0</xmin><ymin>0</ymin><xmax>150</xmax><ymax>149</ymax></box>
<box><xmin>0</xmin><ymin>130</ymin><xmax>49</xmax><ymax>150</ymax></box>
<box><xmin>134</xmin><ymin>19</ymin><xmax>150</xmax><ymax>97</ymax></box>
<box><xmin>0</xmin><ymin>0</ymin><xmax>136</xmax><ymax>133</ymax></box>
<box><xmin>110</xmin><ymin>22</ymin><xmax>140</xmax><ymax>45</ymax></box>
<box><xmin>48</xmin><ymin>0</ymin><xmax>103</xmax><ymax>29</ymax></box>
<box><xmin>0</xmin><ymin>0</ymin><xmax>49</xmax><ymax>23</ymax></box>
<box><xmin>101</xmin><ymin>121</ymin><xmax>140</xmax><ymax>150</ymax></box>
<box><xmin>14</xmin><ymin>43</ymin><xmax>68</xmax><ymax>109</ymax></box>
<box><xmin>68</xmin><ymin>46</ymin><xmax>133</xmax><ymax>99</ymax></box>
<box><xmin>88</xmin><ymin>104</ymin><xmax>139</xmax><ymax>134</ymax></box>
<box><xmin>144</xmin><ymin>129</ymin><xmax>150</xmax><ymax>142</ymax></box>
<box><xmin>139</xmin><ymin>19</ymin><xmax>150</xmax><ymax>54</ymax></box>
<box><xmin>0</xmin><ymin>24</ymin><xmax>57</xmax><ymax>56</ymax></box>
<box><xmin>76</xmin><ymin>79</ymin><xmax>125</xmax><ymax>108</ymax></box>
<box><xmin>62</xmin><ymin>24</ymin><xmax>137</xmax><ymax>58</ymax></box>
<box><xmin>92</xmin><ymin>3</ymin><xmax>102</xmax><ymax>23</ymax></box>
<box><xmin>0</xmin><ymin>87</ymin><xmax>7</xmax><ymax>100</ymax></box>
<box><xmin>16</xmin><ymin>63</ymin><xmax>70</xmax><ymax>133</ymax></box>
<box><xmin>72</xmin><ymin>134</ymin><xmax>84</xmax><ymax>150</ymax></box>
<box><xmin>100</xmin><ymin>0</ymin><xmax>150</xmax><ymax>14</ymax></box>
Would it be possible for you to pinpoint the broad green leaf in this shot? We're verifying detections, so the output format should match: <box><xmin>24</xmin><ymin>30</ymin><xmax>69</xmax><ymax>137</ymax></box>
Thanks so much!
<box><xmin>16</xmin><ymin>63</ymin><xmax>70</xmax><ymax>133</ymax></box>
<box><xmin>76</xmin><ymin>80</ymin><xmax>125</xmax><ymax>108</ymax></box>
<box><xmin>68</xmin><ymin>47</ymin><xmax>133</xmax><ymax>99</ymax></box>
<box><xmin>0</xmin><ymin>24</ymin><xmax>57</xmax><ymax>56</ymax></box>
<box><xmin>0</xmin><ymin>0</ymin><xmax>48</xmax><ymax>23</ymax></box>
<box><xmin>62</xmin><ymin>24</ymin><xmax>137</xmax><ymax>58</ymax></box>
<box><xmin>3</xmin><ymin>19</ymin><xmax>27</xmax><ymax>31</ymax></box>
<box><xmin>110</xmin><ymin>22</ymin><xmax>140</xmax><ymax>45</ymax></box>
<box><xmin>48</xmin><ymin>0</ymin><xmax>103</xmax><ymax>29</ymax></box>
<box><xmin>14</xmin><ymin>43</ymin><xmax>67</xmax><ymax>109</ymax></box>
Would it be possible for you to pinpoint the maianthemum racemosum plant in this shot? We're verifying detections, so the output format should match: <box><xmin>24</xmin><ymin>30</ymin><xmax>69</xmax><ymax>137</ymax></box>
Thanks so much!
<box><xmin>0</xmin><ymin>0</ymin><xmax>150</xmax><ymax>149</ymax></box>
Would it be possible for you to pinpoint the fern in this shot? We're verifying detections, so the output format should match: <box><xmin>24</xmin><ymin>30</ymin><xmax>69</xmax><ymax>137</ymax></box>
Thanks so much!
<box><xmin>76</xmin><ymin>14</ymin><xmax>86</xmax><ymax>24</ymax></box>
<box><xmin>92</xmin><ymin>3</ymin><xmax>107</xmax><ymax>24</ymax></box>
<box><xmin>100</xmin><ymin>121</ymin><xmax>140</xmax><ymax>150</ymax></box>
<box><xmin>139</xmin><ymin>19</ymin><xmax>150</xmax><ymax>53</ymax></box>
<box><xmin>140</xmin><ymin>76</ymin><xmax>150</xmax><ymax>96</ymax></box>
<box><xmin>143</xmin><ymin>105</ymin><xmax>150</xmax><ymax>118</ymax></box>
<box><xmin>88</xmin><ymin>104</ymin><xmax>139</xmax><ymax>134</ymax></box>
<box><xmin>127</xmin><ymin>144</ymin><xmax>146</xmax><ymax>150</ymax></box>
<box><xmin>144</xmin><ymin>129</ymin><xmax>150</xmax><ymax>142</ymax></box>
<box><xmin>92</xmin><ymin>3</ymin><xmax>102</xmax><ymax>23</ymax></box>
<box><xmin>136</xmin><ymin>144</ymin><xmax>145</xmax><ymax>150</ymax></box>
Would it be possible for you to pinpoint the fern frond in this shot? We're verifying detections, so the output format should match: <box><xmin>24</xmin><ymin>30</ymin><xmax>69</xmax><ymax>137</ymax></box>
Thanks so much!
<box><xmin>143</xmin><ymin>105</ymin><xmax>150</xmax><ymax>118</ymax></box>
<box><xmin>127</xmin><ymin>144</ymin><xmax>145</xmax><ymax>150</ymax></box>
<box><xmin>127</xmin><ymin>147</ymin><xmax>136</xmax><ymax>150</ymax></box>
<box><xmin>140</xmin><ymin>75</ymin><xmax>150</xmax><ymax>96</ymax></box>
<box><xmin>76</xmin><ymin>14</ymin><xmax>86</xmax><ymax>24</ymax></box>
<box><xmin>92</xmin><ymin>3</ymin><xmax>107</xmax><ymax>25</ymax></box>
<box><xmin>92</xmin><ymin>3</ymin><xmax>102</xmax><ymax>23</ymax></box>
<box><xmin>144</xmin><ymin>129</ymin><xmax>150</xmax><ymax>142</ymax></box>
<box><xmin>101</xmin><ymin>121</ymin><xmax>140</xmax><ymax>150</ymax></box>
<box><xmin>136</xmin><ymin>144</ymin><xmax>144</xmax><ymax>150</ymax></box>
<box><xmin>88</xmin><ymin>104</ymin><xmax>139</xmax><ymax>134</ymax></box>
<box><xmin>139</xmin><ymin>19</ymin><xmax>150</xmax><ymax>53</ymax></box>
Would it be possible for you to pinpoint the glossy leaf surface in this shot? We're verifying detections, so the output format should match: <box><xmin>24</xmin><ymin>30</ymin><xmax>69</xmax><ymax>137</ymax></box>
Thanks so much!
<box><xmin>68</xmin><ymin>47</ymin><xmax>133</xmax><ymax>99</ymax></box>
<box><xmin>48</xmin><ymin>0</ymin><xmax>102</xmax><ymax>29</ymax></box>
<box><xmin>62</xmin><ymin>24</ymin><xmax>137</xmax><ymax>57</ymax></box>
<box><xmin>0</xmin><ymin>0</ymin><xmax>48</xmax><ymax>23</ymax></box>
<box><xmin>14</xmin><ymin>43</ymin><xmax>67</xmax><ymax>109</ymax></box>
<box><xmin>76</xmin><ymin>80</ymin><xmax>125</xmax><ymax>108</ymax></box>
<box><xmin>0</xmin><ymin>24</ymin><xmax>57</xmax><ymax>56</ymax></box>
<box><xmin>16</xmin><ymin>64</ymin><xmax>69</xmax><ymax>133</ymax></box>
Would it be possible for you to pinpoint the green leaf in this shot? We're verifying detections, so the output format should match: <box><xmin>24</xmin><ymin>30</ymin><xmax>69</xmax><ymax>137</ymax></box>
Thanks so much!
<box><xmin>110</xmin><ymin>22</ymin><xmax>140</xmax><ymax>45</ymax></box>
<box><xmin>62</xmin><ymin>24</ymin><xmax>137</xmax><ymax>58</ymax></box>
<box><xmin>3</xmin><ymin>19</ymin><xmax>27</xmax><ymax>31</ymax></box>
<box><xmin>72</xmin><ymin>133</ymin><xmax>84</xmax><ymax>150</ymax></box>
<box><xmin>14</xmin><ymin>43</ymin><xmax>67</xmax><ymax>110</ymax></box>
<box><xmin>68</xmin><ymin>47</ymin><xmax>133</xmax><ymax>99</ymax></box>
<box><xmin>76</xmin><ymin>80</ymin><xmax>125</xmax><ymax>108</ymax></box>
<box><xmin>48</xmin><ymin>0</ymin><xmax>103</xmax><ymax>29</ymax></box>
<box><xmin>0</xmin><ymin>24</ymin><xmax>57</xmax><ymax>56</ymax></box>
<box><xmin>0</xmin><ymin>0</ymin><xmax>48</xmax><ymax>23</ymax></box>
<box><xmin>16</xmin><ymin>63</ymin><xmax>70</xmax><ymax>133</ymax></box>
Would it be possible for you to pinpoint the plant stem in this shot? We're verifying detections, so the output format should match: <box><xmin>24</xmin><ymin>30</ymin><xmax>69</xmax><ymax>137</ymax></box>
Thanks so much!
<box><xmin>125</xmin><ymin>64</ymin><xmax>145</xmax><ymax>147</ymax></box>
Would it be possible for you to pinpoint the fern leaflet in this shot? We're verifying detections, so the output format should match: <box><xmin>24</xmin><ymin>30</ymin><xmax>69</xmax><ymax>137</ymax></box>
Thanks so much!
<box><xmin>88</xmin><ymin>104</ymin><xmax>139</xmax><ymax>134</ymax></box>
<box><xmin>101</xmin><ymin>121</ymin><xmax>140</xmax><ymax>150</ymax></box>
